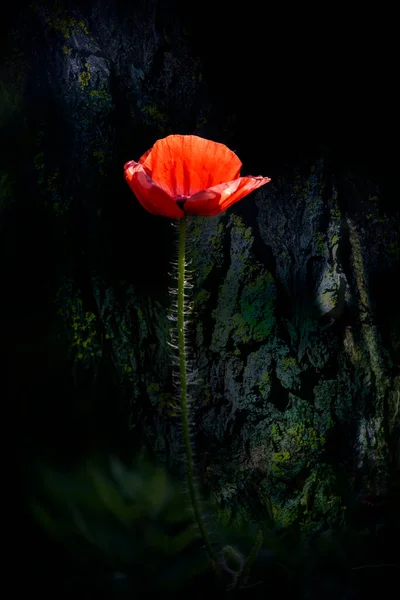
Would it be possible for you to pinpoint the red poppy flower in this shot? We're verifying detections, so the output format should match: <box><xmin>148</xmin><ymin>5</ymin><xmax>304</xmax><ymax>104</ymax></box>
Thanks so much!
<box><xmin>124</xmin><ymin>134</ymin><xmax>271</xmax><ymax>219</ymax></box>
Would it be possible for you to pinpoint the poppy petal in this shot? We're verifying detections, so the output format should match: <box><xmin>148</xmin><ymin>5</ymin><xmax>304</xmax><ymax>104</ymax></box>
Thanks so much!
<box><xmin>138</xmin><ymin>148</ymin><xmax>152</xmax><ymax>164</ymax></box>
<box><xmin>141</xmin><ymin>135</ymin><xmax>242</xmax><ymax>197</ymax></box>
<box><xmin>124</xmin><ymin>161</ymin><xmax>184</xmax><ymax>219</ymax></box>
<box><xmin>182</xmin><ymin>176</ymin><xmax>271</xmax><ymax>216</ymax></box>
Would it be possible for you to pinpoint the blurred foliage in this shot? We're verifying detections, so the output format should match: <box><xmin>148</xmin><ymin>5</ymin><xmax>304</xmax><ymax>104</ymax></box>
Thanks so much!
<box><xmin>29</xmin><ymin>453</ymin><xmax>400</xmax><ymax>598</ymax></box>
<box><xmin>31</xmin><ymin>455</ymin><xmax>213</xmax><ymax>595</ymax></box>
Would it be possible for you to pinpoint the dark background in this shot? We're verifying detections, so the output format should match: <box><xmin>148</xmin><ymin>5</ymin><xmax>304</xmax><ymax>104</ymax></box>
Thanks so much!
<box><xmin>2</xmin><ymin>0</ymin><xmax>397</xmax><ymax>189</ymax></box>
<box><xmin>1</xmin><ymin>0</ymin><xmax>399</xmax><ymax>595</ymax></box>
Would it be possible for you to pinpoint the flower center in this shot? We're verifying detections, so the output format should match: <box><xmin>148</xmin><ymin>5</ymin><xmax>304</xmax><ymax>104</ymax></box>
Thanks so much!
<box><xmin>176</xmin><ymin>195</ymin><xmax>189</xmax><ymax>210</ymax></box>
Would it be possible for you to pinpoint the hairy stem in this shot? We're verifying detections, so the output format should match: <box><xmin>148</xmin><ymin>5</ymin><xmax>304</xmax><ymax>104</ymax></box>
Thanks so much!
<box><xmin>178</xmin><ymin>215</ymin><xmax>218</xmax><ymax>567</ymax></box>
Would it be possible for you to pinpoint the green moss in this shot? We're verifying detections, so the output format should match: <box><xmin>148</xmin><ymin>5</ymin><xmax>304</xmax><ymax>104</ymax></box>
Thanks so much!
<box><xmin>240</xmin><ymin>272</ymin><xmax>276</xmax><ymax>342</ymax></box>
<box><xmin>57</xmin><ymin>289</ymin><xmax>101</xmax><ymax>364</ymax></box>
<box><xmin>78</xmin><ymin>63</ymin><xmax>91</xmax><ymax>89</ymax></box>
<box><xmin>259</xmin><ymin>370</ymin><xmax>271</xmax><ymax>399</ymax></box>
<box><xmin>142</xmin><ymin>104</ymin><xmax>166</xmax><ymax>121</ymax></box>
<box><xmin>41</xmin><ymin>2</ymin><xmax>89</xmax><ymax>39</ymax></box>
<box><xmin>260</xmin><ymin>371</ymin><xmax>270</xmax><ymax>384</ymax></box>
<box><xmin>287</xmin><ymin>423</ymin><xmax>326</xmax><ymax>452</ymax></box>
<box><xmin>282</xmin><ymin>356</ymin><xmax>296</xmax><ymax>371</ymax></box>
<box><xmin>157</xmin><ymin>392</ymin><xmax>179</xmax><ymax>417</ymax></box>
<box><xmin>121</xmin><ymin>363</ymin><xmax>134</xmax><ymax>383</ymax></box>
<box><xmin>313</xmin><ymin>231</ymin><xmax>326</xmax><ymax>254</ymax></box>
<box><xmin>88</xmin><ymin>85</ymin><xmax>113</xmax><ymax>108</ymax></box>
<box><xmin>271</xmin><ymin>500</ymin><xmax>299</xmax><ymax>528</ymax></box>
<box><xmin>140</xmin><ymin>103</ymin><xmax>168</xmax><ymax>132</ymax></box>
<box><xmin>216</xmin><ymin>505</ymin><xmax>250</xmax><ymax>531</ymax></box>
<box><xmin>210</xmin><ymin>223</ymin><xmax>224</xmax><ymax>252</ymax></box>
<box><xmin>147</xmin><ymin>382</ymin><xmax>160</xmax><ymax>394</ymax></box>
<box><xmin>330</xmin><ymin>205</ymin><xmax>341</xmax><ymax>221</ymax></box>
<box><xmin>271</xmin><ymin>423</ymin><xmax>280</xmax><ymax>440</ymax></box>
<box><xmin>320</xmin><ymin>290</ymin><xmax>336</xmax><ymax>310</ymax></box>
<box><xmin>271</xmin><ymin>451</ymin><xmax>291</xmax><ymax>476</ymax></box>
<box><xmin>191</xmin><ymin>225</ymin><xmax>202</xmax><ymax>238</ymax></box>
<box><xmin>272</xmin><ymin>451</ymin><xmax>291</xmax><ymax>463</ymax></box>
<box><xmin>331</xmin><ymin>233</ymin><xmax>339</xmax><ymax>245</ymax></box>
<box><xmin>231</xmin><ymin>313</ymin><xmax>251</xmax><ymax>344</ymax></box>
<box><xmin>229</xmin><ymin>214</ymin><xmax>253</xmax><ymax>243</ymax></box>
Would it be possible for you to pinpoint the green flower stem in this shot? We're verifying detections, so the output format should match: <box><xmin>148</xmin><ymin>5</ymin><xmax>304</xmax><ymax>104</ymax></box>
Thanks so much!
<box><xmin>178</xmin><ymin>215</ymin><xmax>218</xmax><ymax>568</ymax></box>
